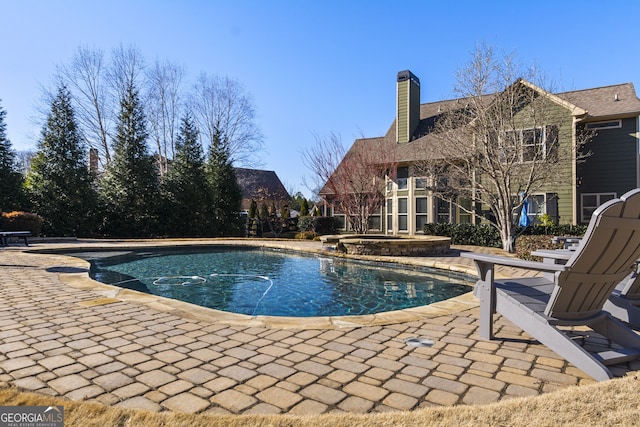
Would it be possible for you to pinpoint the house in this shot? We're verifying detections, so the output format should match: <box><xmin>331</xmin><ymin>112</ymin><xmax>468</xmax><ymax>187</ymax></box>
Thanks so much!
<box><xmin>321</xmin><ymin>70</ymin><xmax>640</xmax><ymax>235</ymax></box>
<box><xmin>235</xmin><ymin>168</ymin><xmax>290</xmax><ymax>213</ymax></box>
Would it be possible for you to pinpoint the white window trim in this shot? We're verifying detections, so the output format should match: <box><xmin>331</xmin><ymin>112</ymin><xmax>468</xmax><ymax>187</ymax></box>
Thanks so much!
<box><xmin>397</xmin><ymin>197</ymin><xmax>408</xmax><ymax>231</ymax></box>
<box><xmin>414</xmin><ymin>196</ymin><xmax>428</xmax><ymax>234</ymax></box>
<box><xmin>503</xmin><ymin>126</ymin><xmax>550</xmax><ymax>162</ymax></box>
<box><xmin>524</xmin><ymin>194</ymin><xmax>547</xmax><ymax>223</ymax></box>
<box><xmin>334</xmin><ymin>214</ymin><xmax>347</xmax><ymax>230</ymax></box>
<box><xmin>586</xmin><ymin>120</ymin><xmax>622</xmax><ymax>130</ymax></box>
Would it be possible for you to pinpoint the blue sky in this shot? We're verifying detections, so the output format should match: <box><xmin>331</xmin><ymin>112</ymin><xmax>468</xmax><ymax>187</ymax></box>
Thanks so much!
<box><xmin>2</xmin><ymin>0</ymin><xmax>639</xmax><ymax>197</ymax></box>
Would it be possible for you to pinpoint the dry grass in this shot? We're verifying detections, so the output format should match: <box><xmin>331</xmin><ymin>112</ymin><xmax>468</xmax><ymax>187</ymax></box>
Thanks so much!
<box><xmin>2</xmin><ymin>374</ymin><xmax>640</xmax><ymax>427</ymax></box>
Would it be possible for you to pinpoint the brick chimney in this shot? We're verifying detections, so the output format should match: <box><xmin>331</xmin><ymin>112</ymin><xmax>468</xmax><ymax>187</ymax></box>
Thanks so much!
<box><xmin>396</xmin><ymin>70</ymin><xmax>420</xmax><ymax>144</ymax></box>
<box><xmin>89</xmin><ymin>148</ymin><xmax>99</xmax><ymax>174</ymax></box>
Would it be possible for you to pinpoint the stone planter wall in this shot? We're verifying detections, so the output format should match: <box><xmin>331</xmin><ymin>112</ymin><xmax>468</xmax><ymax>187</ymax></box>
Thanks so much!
<box><xmin>321</xmin><ymin>235</ymin><xmax>451</xmax><ymax>256</ymax></box>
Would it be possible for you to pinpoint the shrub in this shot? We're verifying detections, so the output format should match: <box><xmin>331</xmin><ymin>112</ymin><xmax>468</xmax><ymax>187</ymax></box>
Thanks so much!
<box><xmin>538</xmin><ymin>213</ymin><xmax>555</xmax><ymax>227</ymax></box>
<box><xmin>519</xmin><ymin>224</ymin><xmax>588</xmax><ymax>237</ymax></box>
<box><xmin>516</xmin><ymin>235</ymin><xmax>563</xmax><ymax>260</ymax></box>
<box><xmin>516</xmin><ymin>224</ymin><xmax>587</xmax><ymax>260</ymax></box>
<box><xmin>295</xmin><ymin>231</ymin><xmax>317</xmax><ymax>240</ymax></box>
<box><xmin>424</xmin><ymin>223</ymin><xmax>502</xmax><ymax>248</ymax></box>
<box><xmin>1</xmin><ymin>211</ymin><xmax>43</xmax><ymax>235</ymax></box>
<box><xmin>297</xmin><ymin>216</ymin><xmax>338</xmax><ymax>235</ymax></box>
<box><xmin>423</xmin><ymin>222</ymin><xmax>588</xmax><ymax>252</ymax></box>
<box><xmin>297</xmin><ymin>216</ymin><xmax>314</xmax><ymax>232</ymax></box>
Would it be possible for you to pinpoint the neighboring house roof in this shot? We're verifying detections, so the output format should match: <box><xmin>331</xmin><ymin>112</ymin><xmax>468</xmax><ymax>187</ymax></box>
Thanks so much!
<box><xmin>318</xmin><ymin>137</ymin><xmax>386</xmax><ymax>196</ymax></box>
<box><xmin>235</xmin><ymin>168</ymin><xmax>290</xmax><ymax>201</ymax></box>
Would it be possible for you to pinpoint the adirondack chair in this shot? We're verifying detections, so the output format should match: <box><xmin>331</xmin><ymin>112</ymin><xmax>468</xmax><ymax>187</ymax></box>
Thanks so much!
<box><xmin>603</xmin><ymin>262</ymin><xmax>640</xmax><ymax>328</ymax></box>
<box><xmin>532</xmin><ymin>248</ymin><xmax>640</xmax><ymax>329</ymax></box>
<box><xmin>462</xmin><ymin>188</ymin><xmax>640</xmax><ymax>381</ymax></box>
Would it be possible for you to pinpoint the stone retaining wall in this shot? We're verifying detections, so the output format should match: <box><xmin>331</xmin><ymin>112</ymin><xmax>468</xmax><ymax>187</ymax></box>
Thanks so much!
<box><xmin>320</xmin><ymin>235</ymin><xmax>451</xmax><ymax>256</ymax></box>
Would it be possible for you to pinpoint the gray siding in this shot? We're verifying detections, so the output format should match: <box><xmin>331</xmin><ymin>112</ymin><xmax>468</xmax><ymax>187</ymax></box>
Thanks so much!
<box><xmin>578</xmin><ymin>118</ymin><xmax>638</xmax><ymax>197</ymax></box>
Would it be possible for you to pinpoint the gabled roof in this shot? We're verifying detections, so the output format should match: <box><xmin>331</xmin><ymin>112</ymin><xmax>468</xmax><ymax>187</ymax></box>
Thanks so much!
<box><xmin>518</xmin><ymin>79</ymin><xmax>587</xmax><ymax>117</ymax></box>
<box><xmin>382</xmin><ymin>79</ymin><xmax>640</xmax><ymax>163</ymax></box>
<box><xmin>321</xmin><ymin>78</ymin><xmax>640</xmax><ymax>196</ymax></box>
<box><xmin>235</xmin><ymin>168</ymin><xmax>290</xmax><ymax>201</ymax></box>
<box><xmin>381</xmin><ymin>98</ymin><xmax>466</xmax><ymax>163</ymax></box>
<box><xmin>557</xmin><ymin>83</ymin><xmax>640</xmax><ymax>120</ymax></box>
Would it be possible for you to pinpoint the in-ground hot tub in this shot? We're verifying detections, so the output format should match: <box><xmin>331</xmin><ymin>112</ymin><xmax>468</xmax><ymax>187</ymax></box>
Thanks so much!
<box><xmin>321</xmin><ymin>234</ymin><xmax>451</xmax><ymax>256</ymax></box>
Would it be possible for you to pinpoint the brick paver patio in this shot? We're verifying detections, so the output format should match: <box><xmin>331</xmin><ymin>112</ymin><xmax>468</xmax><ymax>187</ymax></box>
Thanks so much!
<box><xmin>0</xmin><ymin>239</ymin><xmax>638</xmax><ymax>415</ymax></box>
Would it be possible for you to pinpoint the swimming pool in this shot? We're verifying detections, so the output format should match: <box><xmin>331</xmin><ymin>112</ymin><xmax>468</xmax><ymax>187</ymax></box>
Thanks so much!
<box><xmin>84</xmin><ymin>246</ymin><xmax>472</xmax><ymax>317</ymax></box>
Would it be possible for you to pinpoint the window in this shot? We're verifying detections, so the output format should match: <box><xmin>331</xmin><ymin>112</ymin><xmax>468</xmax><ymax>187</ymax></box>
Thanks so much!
<box><xmin>503</xmin><ymin>126</ymin><xmax>557</xmax><ymax>162</ymax></box>
<box><xmin>514</xmin><ymin>193</ymin><xmax>558</xmax><ymax>225</ymax></box>
<box><xmin>436</xmin><ymin>198</ymin><xmax>453</xmax><ymax>224</ymax></box>
<box><xmin>586</xmin><ymin>120</ymin><xmax>621</xmax><ymax>130</ymax></box>
<box><xmin>415</xmin><ymin>178</ymin><xmax>429</xmax><ymax>190</ymax></box>
<box><xmin>368</xmin><ymin>215</ymin><xmax>381</xmax><ymax>231</ymax></box>
<box><xmin>368</xmin><ymin>207</ymin><xmax>382</xmax><ymax>231</ymax></box>
<box><xmin>398</xmin><ymin>198</ymin><xmax>408</xmax><ymax>231</ymax></box>
<box><xmin>396</xmin><ymin>166</ymin><xmax>409</xmax><ymax>190</ymax></box>
<box><xmin>522</xmin><ymin>128</ymin><xmax>543</xmax><ymax>162</ymax></box>
<box><xmin>525</xmin><ymin>194</ymin><xmax>546</xmax><ymax>224</ymax></box>
<box><xmin>386</xmin><ymin>198</ymin><xmax>393</xmax><ymax>233</ymax></box>
<box><xmin>458</xmin><ymin>198</ymin><xmax>473</xmax><ymax>224</ymax></box>
<box><xmin>415</xmin><ymin>197</ymin><xmax>428</xmax><ymax>232</ymax></box>
<box><xmin>581</xmin><ymin>193</ymin><xmax>616</xmax><ymax>223</ymax></box>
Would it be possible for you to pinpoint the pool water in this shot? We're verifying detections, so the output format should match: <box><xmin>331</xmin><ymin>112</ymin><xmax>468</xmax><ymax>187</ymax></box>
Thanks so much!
<box><xmin>85</xmin><ymin>246</ymin><xmax>472</xmax><ymax>317</ymax></box>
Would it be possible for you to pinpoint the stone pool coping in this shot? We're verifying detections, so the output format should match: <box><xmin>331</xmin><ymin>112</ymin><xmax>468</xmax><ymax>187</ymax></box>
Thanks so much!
<box><xmin>28</xmin><ymin>238</ymin><xmax>488</xmax><ymax>330</ymax></box>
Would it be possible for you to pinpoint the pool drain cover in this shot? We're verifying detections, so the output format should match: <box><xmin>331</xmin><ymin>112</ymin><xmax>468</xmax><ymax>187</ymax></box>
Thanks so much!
<box><xmin>406</xmin><ymin>337</ymin><xmax>435</xmax><ymax>348</ymax></box>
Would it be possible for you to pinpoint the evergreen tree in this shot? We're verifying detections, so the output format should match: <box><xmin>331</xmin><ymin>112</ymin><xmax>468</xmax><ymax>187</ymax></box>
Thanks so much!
<box><xmin>248</xmin><ymin>199</ymin><xmax>257</xmax><ymax>219</ymax></box>
<box><xmin>0</xmin><ymin>100</ymin><xmax>26</xmax><ymax>212</ymax></box>
<box><xmin>300</xmin><ymin>199</ymin><xmax>309</xmax><ymax>216</ymax></box>
<box><xmin>280</xmin><ymin>205</ymin><xmax>290</xmax><ymax>219</ymax></box>
<box><xmin>161</xmin><ymin>113</ymin><xmax>210</xmax><ymax>236</ymax></box>
<box><xmin>206</xmin><ymin>132</ymin><xmax>242</xmax><ymax>236</ymax></box>
<box><xmin>247</xmin><ymin>198</ymin><xmax>258</xmax><ymax>237</ymax></box>
<box><xmin>24</xmin><ymin>86</ymin><xmax>97</xmax><ymax>236</ymax></box>
<box><xmin>259</xmin><ymin>202</ymin><xmax>269</xmax><ymax>219</ymax></box>
<box><xmin>99</xmin><ymin>83</ymin><xmax>159</xmax><ymax>237</ymax></box>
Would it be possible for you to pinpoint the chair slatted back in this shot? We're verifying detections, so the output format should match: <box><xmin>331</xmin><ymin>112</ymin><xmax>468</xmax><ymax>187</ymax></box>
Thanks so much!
<box><xmin>545</xmin><ymin>188</ymin><xmax>640</xmax><ymax>319</ymax></box>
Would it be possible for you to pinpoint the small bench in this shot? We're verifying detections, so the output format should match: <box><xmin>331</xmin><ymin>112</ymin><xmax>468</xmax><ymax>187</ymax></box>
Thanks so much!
<box><xmin>0</xmin><ymin>231</ymin><xmax>31</xmax><ymax>247</ymax></box>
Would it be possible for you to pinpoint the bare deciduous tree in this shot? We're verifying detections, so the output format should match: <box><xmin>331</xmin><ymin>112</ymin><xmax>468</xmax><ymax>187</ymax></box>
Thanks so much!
<box><xmin>190</xmin><ymin>73</ymin><xmax>264</xmax><ymax>166</ymax></box>
<box><xmin>57</xmin><ymin>46</ymin><xmax>113</xmax><ymax>166</ymax></box>
<box><xmin>51</xmin><ymin>44</ymin><xmax>263</xmax><ymax>175</ymax></box>
<box><xmin>417</xmin><ymin>44</ymin><xmax>592</xmax><ymax>252</ymax></box>
<box><xmin>107</xmin><ymin>44</ymin><xmax>146</xmax><ymax>104</ymax></box>
<box><xmin>146</xmin><ymin>59</ymin><xmax>185</xmax><ymax>175</ymax></box>
<box><xmin>56</xmin><ymin>44</ymin><xmax>147</xmax><ymax>169</ymax></box>
<box><xmin>254</xmin><ymin>186</ymin><xmax>290</xmax><ymax>237</ymax></box>
<box><xmin>303</xmin><ymin>132</ymin><xmax>396</xmax><ymax>234</ymax></box>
